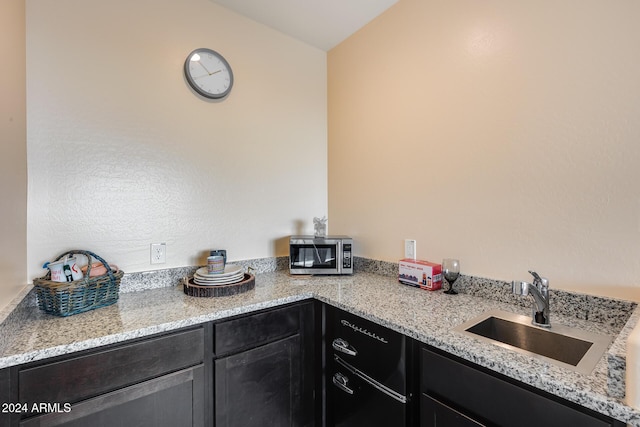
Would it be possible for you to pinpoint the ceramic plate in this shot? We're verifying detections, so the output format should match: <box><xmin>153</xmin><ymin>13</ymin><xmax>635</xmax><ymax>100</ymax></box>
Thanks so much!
<box><xmin>193</xmin><ymin>273</ymin><xmax>246</xmax><ymax>286</ymax></box>
<box><xmin>194</xmin><ymin>271</ymin><xmax>244</xmax><ymax>282</ymax></box>
<box><xmin>195</xmin><ymin>265</ymin><xmax>243</xmax><ymax>278</ymax></box>
<box><xmin>194</xmin><ymin>272</ymin><xmax>245</xmax><ymax>284</ymax></box>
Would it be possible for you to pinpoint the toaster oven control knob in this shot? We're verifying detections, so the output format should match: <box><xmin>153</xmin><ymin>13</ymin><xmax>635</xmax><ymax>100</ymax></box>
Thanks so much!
<box><xmin>332</xmin><ymin>372</ymin><xmax>354</xmax><ymax>395</ymax></box>
<box><xmin>332</xmin><ymin>338</ymin><xmax>357</xmax><ymax>357</ymax></box>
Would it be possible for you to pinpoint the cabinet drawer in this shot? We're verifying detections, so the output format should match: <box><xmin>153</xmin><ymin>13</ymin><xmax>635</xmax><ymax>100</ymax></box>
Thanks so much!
<box><xmin>421</xmin><ymin>393</ymin><xmax>485</xmax><ymax>427</ymax></box>
<box><xmin>20</xmin><ymin>366</ymin><xmax>204</xmax><ymax>427</ymax></box>
<box><xmin>421</xmin><ymin>348</ymin><xmax>615</xmax><ymax>427</ymax></box>
<box><xmin>214</xmin><ymin>304</ymin><xmax>302</xmax><ymax>357</ymax></box>
<box><xmin>19</xmin><ymin>327</ymin><xmax>204</xmax><ymax>406</ymax></box>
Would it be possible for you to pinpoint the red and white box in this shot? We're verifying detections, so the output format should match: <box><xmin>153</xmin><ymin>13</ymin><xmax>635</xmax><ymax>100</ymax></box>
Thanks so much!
<box><xmin>398</xmin><ymin>259</ymin><xmax>442</xmax><ymax>291</ymax></box>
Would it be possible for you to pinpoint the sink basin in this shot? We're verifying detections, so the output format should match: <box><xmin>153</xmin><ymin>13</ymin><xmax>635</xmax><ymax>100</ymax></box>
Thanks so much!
<box><xmin>453</xmin><ymin>309</ymin><xmax>612</xmax><ymax>375</ymax></box>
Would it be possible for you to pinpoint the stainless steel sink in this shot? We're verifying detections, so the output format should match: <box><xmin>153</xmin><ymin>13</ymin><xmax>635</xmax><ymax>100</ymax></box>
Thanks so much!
<box><xmin>453</xmin><ymin>309</ymin><xmax>613</xmax><ymax>375</ymax></box>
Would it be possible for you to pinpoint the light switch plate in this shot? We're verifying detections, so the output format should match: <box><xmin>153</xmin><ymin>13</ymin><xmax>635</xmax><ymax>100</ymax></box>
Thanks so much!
<box><xmin>404</xmin><ymin>239</ymin><xmax>416</xmax><ymax>259</ymax></box>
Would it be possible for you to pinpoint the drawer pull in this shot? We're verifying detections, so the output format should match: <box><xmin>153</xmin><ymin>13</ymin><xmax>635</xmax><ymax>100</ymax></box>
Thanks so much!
<box><xmin>332</xmin><ymin>338</ymin><xmax>357</xmax><ymax>356</ymax></box>
<box><xmin>333</xmin><ymin>372</ymin><xmax>354</xmax><ymax>395</ymax></box>
<box><xmin>334</xmin><ymin>355</ymin><xmax>407</xmax><ymax>404</ymax></box>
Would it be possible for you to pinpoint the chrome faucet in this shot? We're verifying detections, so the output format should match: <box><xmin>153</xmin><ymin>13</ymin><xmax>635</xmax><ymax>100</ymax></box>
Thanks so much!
<box><xmin>512</xmin><ymin>271</ymin><xmax>551</xmax><ymax>328</ymax></box>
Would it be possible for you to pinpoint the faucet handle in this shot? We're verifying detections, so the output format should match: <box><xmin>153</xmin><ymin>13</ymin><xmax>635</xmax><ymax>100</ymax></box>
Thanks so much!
<box><xmin>512</xmin><ymin>280</ymin><xmax>530</xmax><ymax>296</ymax></box>
<box><xmin>528</xmin><ymin>270</ymin><xmax>549</xmax><ymax>288</ymax></box>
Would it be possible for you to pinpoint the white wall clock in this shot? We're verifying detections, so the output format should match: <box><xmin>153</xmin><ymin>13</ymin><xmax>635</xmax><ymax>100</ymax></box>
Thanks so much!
<box><xmin>184</xmin><ymin>48</ymin><xmax>234</xmax><ymax>99</ymax></box>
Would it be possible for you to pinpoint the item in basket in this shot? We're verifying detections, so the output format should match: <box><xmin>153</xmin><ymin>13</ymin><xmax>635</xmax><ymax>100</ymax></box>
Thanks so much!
<box><xmin>64</xmin><ymin>257</ymin><xmax>83</xmax><ymax>281</ymax></box>
<box><xmin>35</xmin><ymin>250</ymin><xmax>124</xmax><ymax>317</ymax></box>
<box><xmin>46</xmin><ymin>260</ymin><xmax>67</xmax><ymax>282</ymax></box>
<box><xmin>63</xmin><ymin>264</ymin><xmax>73</xmax><ymax>282</ymax></box>
<box><xmin>45</xmin><ymin>257</ymin><xmax>84</xmax><ymax>282</ymax></box>
<box><xmin>81</xmin><ymin>261</ymin><xmax>119</xmax><ymax>277</ymax></box>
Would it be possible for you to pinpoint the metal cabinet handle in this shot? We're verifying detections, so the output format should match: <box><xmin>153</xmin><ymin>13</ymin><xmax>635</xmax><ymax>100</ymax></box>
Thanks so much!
<box><xmin>332</xmin><ymin>338</ymin><xmax>357</xmax><ymax>356</ymax></box>
<box><xmin>334</xmin><ymin>355</ymin><xmax>407</xmax><ymax>404</ymax></box>
<box><xmin>332</xmin><ymin>372</ymin><xmax>354</xmax><ymax>395</ymax></box>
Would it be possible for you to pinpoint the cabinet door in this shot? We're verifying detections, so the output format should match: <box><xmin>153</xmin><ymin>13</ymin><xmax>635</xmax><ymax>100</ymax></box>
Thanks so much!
<box><xmin>215</xmin><ymin>334</ymin><xmax>303</xmax><ymax>427</ymax></box>
<box><xmin>20</xmin><ymin>366</ymin><xmax>204</xmax><ymax>427</ymax></box>
<box><xmin>1</xmin><ymin>367</ymin><xmax>13</xmax><ymax>427</ymax></box>
<box><xmin>421</xmin><ymin>348</ymin><xmax>618</xmax><ymax>427</ymax></box>
<box><xmin>19</xmin><ymin>327</ymin><xmax>204</xmax><ymax>409</ymax></box>
<box><xmin>420</xmin><ymin>394</ymin><xmax>484</xmax><ymax>427</ymax></box>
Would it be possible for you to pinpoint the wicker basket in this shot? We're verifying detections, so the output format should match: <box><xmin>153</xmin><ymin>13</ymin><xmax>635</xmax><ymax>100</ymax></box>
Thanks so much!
<box><xmin>33</xmin><ymin>250</ymin><xmax>123</xmax><ymax>317</ymax></box>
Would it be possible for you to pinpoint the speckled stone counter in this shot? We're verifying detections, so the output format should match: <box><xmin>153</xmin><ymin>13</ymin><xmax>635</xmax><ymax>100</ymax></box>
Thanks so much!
<box><xmin>1</xmin><ymin>266</ymin><xmax>640</xmax><ymax>425</ymax></box>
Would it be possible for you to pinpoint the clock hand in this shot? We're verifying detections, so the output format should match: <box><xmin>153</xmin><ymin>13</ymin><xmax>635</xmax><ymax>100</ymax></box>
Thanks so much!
<box><xmin>194</xmin><ymin>69</ymin><xmax>223</xmax><ymax>80</ymax></box>
<box><xmin>196</xmin><ymin>61</ymin><xmax>213</xmax><ymax>75</ymax></box>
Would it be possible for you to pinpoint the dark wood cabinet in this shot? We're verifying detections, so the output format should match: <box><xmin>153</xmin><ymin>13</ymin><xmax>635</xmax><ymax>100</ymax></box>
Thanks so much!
<box><xmin>18</xmin><ymin>327</ymin><xmax>204</xmax><ymax>407</ymax></box>
<box><xmin>215</xmin><ymin>334</ymin><xmax>302</xmax><ymax>427</ymax></box>
<box><xmin>0</xmin><ymin>300</ymin><xmax>318</xmax><ymax>427</ymax></box>
<box><xmin>214</xmin><ymin>303</ymin><xmax>302</xmax><ymax>357</ymax></box>
<box><xmin>0</xmin><ymin>368</ymin><xmax>11</xmax><ymax>427</ymax></box>
<box><xmin>420</xmin><ymin>346</ymin><xmax>624</xmax><ymax>427</ymax></box>
<box><xmin>3</xmin><ymin>326</ymin><xmax>207</xmax><ymax>427</ymax></box>
<box><xmin>19</xmin><ymin>366</ymin><xmax>204</xmax><ymax>427</ymax></box>
<box><xmin>420</xmin><ymin>394</ymin><xmax>484</xmax><ymax>427</ymax></box>
<box><xmin>212</xmin><ymin>301</ymin><xmax>317</xmax><ymax>427</ymax></box>
<box><xmin>3</xmin><ymin>299</ymin><xmax>628</xmax><ymax>427</ymax></box>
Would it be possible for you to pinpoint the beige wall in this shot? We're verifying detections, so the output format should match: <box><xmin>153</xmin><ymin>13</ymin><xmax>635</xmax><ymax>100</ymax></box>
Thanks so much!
<box><xmin>0</xmin><ymin>0</ymin><xmax>28</xmax><ymax>310</ymax></box>
<box><xmin>27</xmin><ymin>0</ymin><xmax>327</xmax><ymax>278</ymax></box>
<box><xmin>328</xmin><ymin>0</ymin><xmax>640</xmax><ymax>300</ymax></box>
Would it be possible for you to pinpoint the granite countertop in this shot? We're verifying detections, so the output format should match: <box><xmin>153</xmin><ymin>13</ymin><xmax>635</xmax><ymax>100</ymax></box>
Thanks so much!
<box><xmin>1</xmin><ymin>270</ymin><xmax>640</xmax><ymax>425</ymax></box>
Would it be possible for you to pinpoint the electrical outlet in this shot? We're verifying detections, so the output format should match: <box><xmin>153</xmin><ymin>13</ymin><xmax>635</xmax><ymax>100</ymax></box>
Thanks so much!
<box><xmin>404</xmin><ymin>239</ymin><xmax>416</xmax><ymax>259</ymax></box>
<box><xmin>151</xmin><ymin>243</ymin><xmax>166</xmax><ymax>264</ymax></box>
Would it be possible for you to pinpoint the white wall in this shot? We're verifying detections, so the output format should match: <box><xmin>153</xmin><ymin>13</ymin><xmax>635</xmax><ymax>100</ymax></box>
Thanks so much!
<box><xmin>27</xmin><ymin>0</ymin><xmax>327</xmax><ymax>279</ymax></box>
<box><xmin>328</xmin><ymin>0</ymin><xmax>640</xmax><ymax>300</ymax></box>
<box><xmin>0</xmin><ymin>0</ymin><xmax>28</xmax><ymax>310</ymax></box>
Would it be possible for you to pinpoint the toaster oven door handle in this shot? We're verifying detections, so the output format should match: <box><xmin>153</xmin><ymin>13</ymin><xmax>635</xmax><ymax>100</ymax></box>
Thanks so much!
<box><xmin>332</xmin><ymin>338</ymin><xmax>357</xmax><ymax>357</ymax></box>
<box><xmin>334</xmin><ymin>355</ymin><xmax>407</xmax><ymax>404</ymax></box>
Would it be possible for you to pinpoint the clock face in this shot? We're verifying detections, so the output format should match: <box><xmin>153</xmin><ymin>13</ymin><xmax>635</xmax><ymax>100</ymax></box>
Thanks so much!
<box><xmin>184</xmin><ymin>48</ymin><xmax>233</xmax><ymax>99</ymax></box>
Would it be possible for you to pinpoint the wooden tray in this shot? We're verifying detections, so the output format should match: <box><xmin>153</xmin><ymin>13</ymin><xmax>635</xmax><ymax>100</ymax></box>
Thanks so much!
<box><xmin>183</xmin><ymin>273</ymin><xmax>255</xmax><ymax>297</ymax></box>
